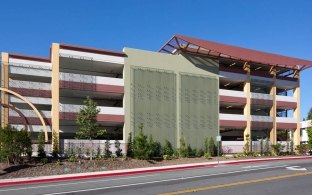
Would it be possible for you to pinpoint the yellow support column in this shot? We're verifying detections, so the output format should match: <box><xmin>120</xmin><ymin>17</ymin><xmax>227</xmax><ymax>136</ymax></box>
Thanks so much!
<box><xmin>270</xmin><ymin>67</ymin><xmax>277</xmax><ymax>145</ymax></box>
<box><xmin>1</xmin><ymin>53</ymin><xmax>9</xmax><ymax>127</ymax></box>
<box><xmin>243</xmin><ymin>62</ymin><xmax>251</xmax><ymax>151</ymax></box>
<box><xmin>293</xmin><ymin>70</ymin><xmax>301</xmax><ymax>147</ymax></box>
<box><xmin>51</xmin><ymin>44</ymin><xmax>60</xmax><ymax>148</ymax></box>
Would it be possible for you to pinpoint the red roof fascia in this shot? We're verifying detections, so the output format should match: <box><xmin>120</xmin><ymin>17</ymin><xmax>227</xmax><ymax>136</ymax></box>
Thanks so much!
<box><xmin>9</xmin><ymin>53</ymin><xmax>50</xmax><ymax>63</ymax></box>
<box><xmin>172</xmin><ymin>34</ymin><xmax>312</xmax><ymax>70</ymax></box>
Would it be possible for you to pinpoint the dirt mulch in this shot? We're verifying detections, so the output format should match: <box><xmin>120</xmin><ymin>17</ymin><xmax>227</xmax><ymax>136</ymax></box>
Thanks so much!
<box><xmin>0</xmin><ymin>155</ymin><xmax>300</xmax><ymax>180</ymax></box>
<box><xmin>0</xmin><ymin>157</ymin><xmax>218</xmax><ymax>179</ymax></box>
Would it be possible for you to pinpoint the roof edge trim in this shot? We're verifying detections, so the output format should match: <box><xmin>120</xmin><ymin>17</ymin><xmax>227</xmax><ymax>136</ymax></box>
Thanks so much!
<box><xmin>59</xmin><ymin>44</ymin><xmax>126</xmax><ymax>57</ymax></box>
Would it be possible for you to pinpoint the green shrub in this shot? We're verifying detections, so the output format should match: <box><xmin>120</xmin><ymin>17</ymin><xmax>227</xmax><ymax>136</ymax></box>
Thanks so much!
<box><xmin>131</xmin><ymin>125</ymin><xmax>166</xmax><ymax>160</ymax></box>
<box><xmin>289</xmin><ymin>140</ymin><xmax>294</xmax><ymax>155</ymax></box>
<box><xmin>296</xmin><ymin>144</ymin><xmax>309</xmax><ymax>155</ymax></box>
<box><xmin>96</xmin><ymin>154</ymin><xmax>104</xmax><ymax>160</ymax></box>
<box><xmin>69</xmin><ymin>155</ymin><xmax>78</xmax><ymax>162</ymax></box>
<box><xmin>178</xmin><ymin>137</ymin><xmax>189</xmax><ymax>158</ymax></box>
<box><xmin>52</xmin><ymin>131</ymin><xmax>59</xmax><ymax>158</ymax></box>
<box><xmin>204</xmin><ymin>137</ymin><xmax>209</xmax><ymax>153</ymax></box>
<box><xmin>163</xmin><ymin>140</ymin><xmax>174</xmax><ymax>156</ymax></box>
<box><xmin>243</xmin><ymin>134</ymin><xmax>251</xmax><ymax>155</ymax></box>
<box><xmin>196</xmin><ymin>148</ymin><xmax>204</xmax><ymax>157</ymax></box>
<box><xmin>56</xmin><ymin>159</ymin><xmax>62</xmax><ymax>166</ymax></box>
<box><xmin>250</xmin><ymin>152</ymin><xmax>260</xmax><ymax>157</ymax></box>
<box><xmin>41</xmin><ymin>157</ymin><xmax>48</xmax><ymax>164</ymax></box>
<box><xmin>188</xmin><ymin>145</ymin><xmax>197</xmax><ymax>157</ymax></box>
<box><xmin>37</xmin><ymin>130</ymin><xmax>46</xmax><ymax>158</ymax></box>
<box><xmin>96</xmin><ymin>147</ymin><xmax>101</xmax><ymax>159</ymax></box>
<box><xmin>126</xmin><ymin>132</ymin><xmax>133</xmax><ymax>157</ymax></box>
<box><xmin>0</xmin><ymin>126</ymin><xmax>32</xmax><ymax>164</ymax></box>
<box><xmin>204</xmin><ymin>152</ymin><xmax>212</xmax><ymax>159</ymax></box>
<box><xmin>240</xmin><ymin>152</ymin><xmax>246</xmax><ymax>157</ymax></box>
<box><xmin>271</xmin><ymin>143</ymin><xmax>285</xmax><ymax>156</ymax></box>
<box><xmin>209</xmin><ymin>137</ymin><xmax>216</xmax><ymax>156</ymax></box>
<box><xmin>172</xmin><ymin>149</ymin><xmax>179</xmax><ymax>159</ymax></box>
<box><xmin>121</xmin><ymin>155</ymin><xmax>128</xmax><ymax>161</ymax></box>
<box><xmin>264</xmin><ymin>138</ymin><xmax>271</xmax><ymax>156</ymax></box>
<box><xmin>133</xmin><ymin>124</ymin><xmax>149</xmax><ymax>160</ymax></box>
<box><xmin>147</xmin><ymin>135</ymin><xmax>162</xmax><ymax>158</ymax></box>
<box><xmin>111</xmin><ymin>155</ymin><xmax>117</xmax><ymax>161</ymax></box>
<box><xmin>114</xmin><ymin>140</ymin><xmax>123</xmax><ymax>157</ymax></box>
<box><xmin>260</xmin><ymin>138</ymin><xmax>264</xmax><ymax>156</ymax></box>
<box><xmin>104</xmin><ymin>140</ymin><xmax>112</xmax><ymax>158</ymax></box>
<box><xmin>163</xmin><ymin>154</ymin><xmax>170</xmax><ymax>160</ymax></box>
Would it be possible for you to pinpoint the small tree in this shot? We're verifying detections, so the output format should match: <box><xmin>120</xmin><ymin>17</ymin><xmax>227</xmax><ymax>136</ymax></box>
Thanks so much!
<box><xmin>264</xmin><ymin>138</ymin><xmax>270</xmax><ymax>156</ymax></box>
<box><xmin>126</xmin><ymin>132</ymin><xmax>133</xmax><ymax>157</ymax></box>
<box><xmin>243</xmin><ymin>134</ymin><xmax>251</xmax><ymax>155</ymax></box>
<box><xmin>52</xmin><ymin>131</ymin><xmax>59</xmax><ymax>158</ymax></box>
<box><xmin>260</xmin><ymin>138</ymin><xmax>264</xmax><ymax>156</ymax></box>
<box><xmin>37</xmin><ymin>130</ymin><xmax>46</xmax><ymax>158</ymax></box>
<box><xmin>204</xmin><ymin>137</ymin><xmax>209</xmax><ymax>153</ymax></box>
<box><xmin>133</xmin><ymin>124</ymin><xmax>149</xmax><ymax>160</ymax></box>
<box><xmin>76</xmin><ymin>97</ymin><xmax>105</xmax><ymax>139</ymax></box>
<box><xmin>114</xmin><ymin>140</ymin><xmax>122</xmax><ymax>157</ymax></box>
<box><xmin>104</xmin><ymin>140</ymin><xmax>112</xmax><ymax>158</ymax></box>
<box><xmin>0</xmin><ymin>126</ymin><xmax>32</xmax><ymax>164</ymax></box>
<box><xmin>163</xmin><ymin>140</ymin><xmax>174</xmax><ymax>156</ymax></box>
<box><xmin>179</xmin><ymin>136</ymin><xmax>189</xmax><ymax>158</ymax></box>
<box><xmin>76</xmin><ymin>96</ymin><xmax>106</xmax><ymax>160</ymax></box>
<box><xmin>14</xmin><ymin>129</ymin><xmax>32</xmax><ymax>162</ymax></box>
<box><xmin>147</xmin><ymin>135</ymin><xmax>162</xmax><ymax>158</ymax></box>
<box><xmin>271</xmin><ymin>143</ymin><xmax>285</xmax><ymax>156</ymax></box>
<box><xmin>208</xmin><ymin>137</ymin><xmax>216</xmax><ymax>156</ymax></box>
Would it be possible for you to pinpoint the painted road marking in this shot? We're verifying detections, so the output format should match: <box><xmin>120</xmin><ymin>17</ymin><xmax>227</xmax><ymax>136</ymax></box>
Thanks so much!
<box><xmin>242</xmin><ymin>165</ymin><xmax>268</xmax><ymax>169</ymax></box>
<box><xmin>159</xmin><ymin>171</ymin><xmax>312</xmax><ymax>195</ymax></box>
<box><xmin>0</xmin><ymin>174</ymin><xmax>159</xmax><ymax>192</ymax></box>
<box><xmin>286</xmin><ymin>166</ymin><xmax>307</xmax><ymax>171</ymax></box>
<box><xmin>40</xmin><ymin>165</ymin><xmax>287</xmax><ymax>195</ymax></box>
<box><xmin>213</xmin><ymin>165</ymin><xmax>228</xmax><ymax>167</ymax></box>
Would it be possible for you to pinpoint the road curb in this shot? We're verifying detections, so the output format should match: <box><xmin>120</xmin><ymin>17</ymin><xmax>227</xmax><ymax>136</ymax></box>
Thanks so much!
<box><xmin>1</xmin><ymin>156</ymin><xmax>312</xmax><ymax>187</ymax></box>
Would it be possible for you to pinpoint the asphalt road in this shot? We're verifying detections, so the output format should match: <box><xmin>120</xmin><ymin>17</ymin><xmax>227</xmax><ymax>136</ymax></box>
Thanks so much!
<box><xmin>1</xmin><ymin>158</ymin><xmax>312</xmax><ymax>195</ymax></box>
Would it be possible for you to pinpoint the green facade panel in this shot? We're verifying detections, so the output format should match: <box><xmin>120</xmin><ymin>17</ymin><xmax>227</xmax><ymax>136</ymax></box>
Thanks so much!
<box><xmin>180</xmin><ymin>73</ymin><xmax>218</xmax><ymax>148</ymax></box>
<box><xmin>131</xmin><ymin>67</ymin><xmax>177</xmax><ymax>146</ymax></box>
<box><xmin>124</xmin><ymin>48</ymin><xmax>219</xmax><ymax>149</ymax></box>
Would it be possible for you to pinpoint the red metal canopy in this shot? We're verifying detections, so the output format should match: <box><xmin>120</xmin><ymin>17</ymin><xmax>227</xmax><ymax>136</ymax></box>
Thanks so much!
<box><xmin>160</xmin><ymin>34</ymin><xmax>312</xmax><ymax>70</ymax></box>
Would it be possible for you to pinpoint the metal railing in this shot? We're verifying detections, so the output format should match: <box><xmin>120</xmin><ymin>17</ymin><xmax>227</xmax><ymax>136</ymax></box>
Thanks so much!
<box><xmin>59</xmin><ymin>139</ymin><xmax>125</xmax><ymax>156</ymax></box>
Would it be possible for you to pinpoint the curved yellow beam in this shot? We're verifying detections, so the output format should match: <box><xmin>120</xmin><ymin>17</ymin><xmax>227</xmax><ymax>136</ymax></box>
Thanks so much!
<box><xmin>0</xmin><ymin>87</ymin><xmax>48</xmax><ymax>142</ymax></box>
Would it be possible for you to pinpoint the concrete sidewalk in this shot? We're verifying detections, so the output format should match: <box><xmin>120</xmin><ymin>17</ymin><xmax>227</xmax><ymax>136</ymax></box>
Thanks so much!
<box><xmin>1</xmin><ymin>156</ymin><xmax>312</xmax><ymax>187</ymax></box>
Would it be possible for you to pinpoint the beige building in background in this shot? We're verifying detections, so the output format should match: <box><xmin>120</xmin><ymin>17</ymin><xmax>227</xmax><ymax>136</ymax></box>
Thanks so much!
<box><xmin>1</xmin><ymin>34</ymin><xmax>312</xmax><ymax>152</ymax></box>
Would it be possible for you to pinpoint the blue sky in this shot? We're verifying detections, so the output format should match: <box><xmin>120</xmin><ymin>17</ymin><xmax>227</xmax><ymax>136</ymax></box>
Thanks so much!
<box><xmin>1</xmin><ymin>0</ymin><xmax>311</xmax><ymax>119</ymax></box>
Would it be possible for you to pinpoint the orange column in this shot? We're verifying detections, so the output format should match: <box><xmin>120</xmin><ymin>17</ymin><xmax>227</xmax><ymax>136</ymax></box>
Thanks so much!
<box><xmin>51</xmin><ymin>44</ymin><xmax>60</xmax><ymax>148</ymax></box>
<box><xmin>243</xmin><ymin>63</ymin><xmax>251</xmax><ymax>151</ymax></box>
<box><xmin>269</xmin><ymin>67</ymin><xmax>277</xmax><ymax>145</ymax></box>
<box><xmin>293</xmin><ymin>70</ymin><xmax>301</xmax><ymax>146</ymax></box>
<box><xmin>1</xmin><ymin>53</ymin><xmax>9</xmax><ymax>127</ymax></box>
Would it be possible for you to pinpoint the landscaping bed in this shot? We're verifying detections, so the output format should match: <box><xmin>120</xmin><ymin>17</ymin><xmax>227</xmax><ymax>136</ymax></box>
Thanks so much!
<box><xmin>0</xmin><ymin>155</ymin><xmax>301</xmax><ymax>180</ymax></box>
<box><xmin>0</xmin><ymin>157</ymin><xmax>214</xmax><ymax>179</ymax></box>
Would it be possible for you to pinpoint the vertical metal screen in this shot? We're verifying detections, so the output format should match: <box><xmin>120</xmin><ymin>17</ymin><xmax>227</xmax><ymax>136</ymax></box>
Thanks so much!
<box><xmin>180</xmin><ymin>73</ymin><xmax>218</xmax><ymax>148</ymax></box>
<box><xmin>131</xmin><ymin>68</ymin><xmax>177</xmax><ymax>146</ymax></box>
